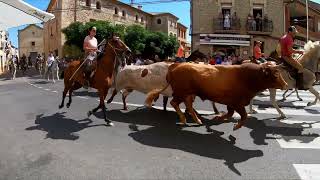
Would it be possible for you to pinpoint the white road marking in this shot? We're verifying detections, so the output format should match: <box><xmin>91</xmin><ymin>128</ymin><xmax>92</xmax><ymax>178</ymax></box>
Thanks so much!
<box><xmin>52</xmin><ymin>91</ymin><xmax>58</xmax><ymax>93</ymax></box>
<box><xmin>293</xmin><ymin>164</ymin><xmax>320</xmax><ymax>180</ymax></box>
<box><xmin>44</xmin><ymin>89</ymin><xmax>51</xmax><ymax>91</ymax></box>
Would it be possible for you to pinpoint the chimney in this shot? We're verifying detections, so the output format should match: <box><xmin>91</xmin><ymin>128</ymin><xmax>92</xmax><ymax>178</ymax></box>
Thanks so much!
<box><xmin>138</xmin><ymin>5</ymin><xmax>142</xmax><ymax>10</ymax></box>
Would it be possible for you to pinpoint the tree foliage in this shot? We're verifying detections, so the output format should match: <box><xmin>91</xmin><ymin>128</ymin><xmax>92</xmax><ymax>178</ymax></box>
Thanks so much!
<box><xmin>62</xmin><ymin>21</ymin><xmax>179</xmax><ymax>59</ymax></box>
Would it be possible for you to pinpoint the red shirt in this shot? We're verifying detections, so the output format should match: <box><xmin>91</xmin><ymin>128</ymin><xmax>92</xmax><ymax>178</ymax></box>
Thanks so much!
<box><xmin>280</xmin><ymin>34</ymin><xmax>294</xmax><ymax>57</ymax></box>
<box><xmin>254</xmin><ymin>45</ymin><xmax>262</xmax><ymax>59</ymax></box>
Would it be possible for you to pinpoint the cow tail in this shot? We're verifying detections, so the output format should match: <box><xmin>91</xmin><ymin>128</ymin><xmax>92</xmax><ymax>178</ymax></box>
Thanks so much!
<box><xmin>145</xmin><ymin>83</ymin><xmax>170</xmax><ymax>107</ymax></box>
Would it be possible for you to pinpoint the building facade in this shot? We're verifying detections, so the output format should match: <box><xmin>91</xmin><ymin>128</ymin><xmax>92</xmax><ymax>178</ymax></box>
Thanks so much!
<box><xmin>44</xmin><ymin>0</ymin><xmax>187</xmax><ymax>57</ymax></box>
<box><xmin>177</xmin><ymin>22</ymin><xmax>191</xmax><ymax>57</ymax></box>
<box><xmin>18</xmin><ymin>24</ymin><xmax>44</xmax><ymax>62</ymax></box>
<box><xmin>0</xmin><ymin>30</ymin><xmax>9</xmax><ymax>74</ymax></box>
<box><xmin>286</xmin><ymin>0</ymin><xmax>320</xmax><ymax>48</ymax></box>
<box><xmin>191</xmin><ymin>0</ymin><xmax>289</xmax><ymax>60</ymax></box>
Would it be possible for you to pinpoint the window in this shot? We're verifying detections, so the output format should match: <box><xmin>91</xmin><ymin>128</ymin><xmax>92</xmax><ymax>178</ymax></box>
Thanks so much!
<box><xmin>141</xmin><ymin>16</ymin><xmax>144</xmax><ymax>23</ymax></box>
<box><xmin>86</xmin><ymin>0</ymin><xmax>91</xmax><ymax>7</ymax></box>
<box><xmin>136</xmin><ymin>15</ymin><xmax>139</xmax><ymax>21</ymax></box>
<box><xmin>31</xmin><ymin>42</ymin><xmax>35</xmax><ymax>46</ymax></box>
<box><xmin>122</xmin><ymin>10</ymin><xmax>126</xmax><ymax>17</ymax></box>
<box><xmin>32</xmin><ymin>32</ymin><xmax>35</xmax><ymax>36</ymax></box>
<box><xmin>114</xmin><ymin>7</ymin><xmax>118</xmax><ymax>15</ymax></box>
<box><xmin>96</xmin><ymin>1</ymin><xmax>101</xmax><ymax>9</ymax></box>
<box><xmin>157</xmin><ymin>18</ymin><xmax>161</xmax><ymax>24</ymax></box>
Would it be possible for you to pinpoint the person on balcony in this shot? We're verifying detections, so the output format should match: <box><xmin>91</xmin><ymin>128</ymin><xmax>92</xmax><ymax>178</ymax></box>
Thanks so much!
<box><xmin>256</xmin><ymin>13</ymin><xmax>262</xmax><ymax>31</ymax></box>
<box><xmin>224</xmin><ymin>12</ymin><xmax>231</xmax><ymax>30</ymax></box>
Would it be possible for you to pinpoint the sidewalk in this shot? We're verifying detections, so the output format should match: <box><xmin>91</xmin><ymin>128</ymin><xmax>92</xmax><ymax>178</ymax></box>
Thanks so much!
<box><xmin>0</xmin><ymin>68</ymin><xmax>41</xmax><ymax>85</ymax></box>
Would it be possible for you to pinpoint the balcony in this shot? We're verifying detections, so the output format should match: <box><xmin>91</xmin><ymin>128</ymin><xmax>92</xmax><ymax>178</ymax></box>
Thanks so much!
<box><xmin>295</xmin><ymin>25</ymin><xmax>320</xmax><ymax>41</ymax></box>
<box><xmin>246</xmin><ymin>19</ymin><xmax>273</xmax><ymax>35</ymax></box>
<box><xmin>213</xmin><ymin>18</ymin><xmax>241</xmax><ymax>34</ymax></box>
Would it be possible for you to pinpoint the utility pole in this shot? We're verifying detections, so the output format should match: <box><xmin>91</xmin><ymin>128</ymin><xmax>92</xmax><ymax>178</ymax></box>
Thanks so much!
<box><xmin>74</xmin><ymin>0</ymin><xmax>77</xmax><ymax>22</ymax></box>
<box><xmin>306</xmin><ymin>0</ymin><xmax>309</xmax><ymax>42</ymax></box>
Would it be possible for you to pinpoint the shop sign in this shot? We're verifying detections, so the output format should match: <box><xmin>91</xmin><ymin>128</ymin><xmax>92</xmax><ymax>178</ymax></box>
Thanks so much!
<box><xmin>200</xmin><ymin>34</ymin><xmax>251</xmax><ymax>46</ymax></box>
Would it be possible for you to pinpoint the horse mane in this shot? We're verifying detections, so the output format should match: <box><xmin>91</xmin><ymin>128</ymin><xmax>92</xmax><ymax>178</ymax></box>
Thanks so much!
<box><xmin>300</xmin><ymin>41</ymin><xmax>320</xmax><ymax>72</ymax></box>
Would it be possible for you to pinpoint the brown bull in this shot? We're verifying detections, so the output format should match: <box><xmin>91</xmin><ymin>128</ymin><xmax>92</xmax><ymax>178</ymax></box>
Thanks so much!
<box><xmin>145</xmin><ymin>62</ymin><xmax>288</xmax><ymax>130</ymax></box>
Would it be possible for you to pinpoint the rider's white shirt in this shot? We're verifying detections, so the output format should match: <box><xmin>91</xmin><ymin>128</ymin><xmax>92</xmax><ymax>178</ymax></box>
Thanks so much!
<box><xmin>84</xmin><ymin>35</ymin><xmax>98</xmax><ymax>50</ymax></box>
<box><xmin>47</xmin><ymin>56</ymin><xmax>55</xmax><ymax>66</ymax></box>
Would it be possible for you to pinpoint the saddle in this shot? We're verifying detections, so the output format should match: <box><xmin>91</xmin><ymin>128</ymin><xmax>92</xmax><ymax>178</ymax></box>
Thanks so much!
<box><xmin>279</xmin><ymin>58</ymin><xmax>307</xmax><ymax>90</ymax></box>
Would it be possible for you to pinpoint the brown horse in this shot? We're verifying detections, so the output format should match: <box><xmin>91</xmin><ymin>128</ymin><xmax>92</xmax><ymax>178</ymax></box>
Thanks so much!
<box><xmin>59</xmin><ymin>37</ymin><xmax>131</xmax><ymax>126</ymax></box>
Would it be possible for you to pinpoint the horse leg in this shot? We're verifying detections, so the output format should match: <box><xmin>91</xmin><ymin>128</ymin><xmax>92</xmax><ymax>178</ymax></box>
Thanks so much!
<box><xmin>248</xmin><ymin>98</ymin><xmax>258</xmax><ymax>114</ymax></box>
<box><xmin>66</xmin><ymin>86</ymin><xmax>74</xmax><ymax>108</ymax></box>
<box><xmin>87</xmin><ymin>104</ymin><xmax>101</xmax><ymax>117</ymax></box>
<box><xmin>52</xmin><ymin>70</ymin><xmax>55</xmax><ymax>83</ymax></box>
<box><xmin>98</xmin><ymin>90</ymin><xmax>113</xmax><ymax>126</ymax></box>
<box><xmin>163</xmin><ymin>96</ymin><xmax>169</xmax><ymax>111</ymax></box>
<box><xmin>170</xmin><ymin>97</ymin><xmax>186</xmax><ymax>125</ymax></box>
<box><xmin>59</xmin><ymin>87</ymin><xmax>69</xmax><ymax>109</ymax></box>
<box><xmin>270</xmin><ymin>88</ymin><xmax>286</xmax><ymax>119</ymax></box>
<box><xmin>184</xmin><ymin>95</ymin><xmax>202</xmax><ymax>125</ymax></box>
<box><xmin>307</xmin><ymin>86</ymin><xmax>320</xmax><ymax>106</ymax></box>
<box><xmin>295</xmin><ymin>89</ymin><xmax>303</xmax><ymax>101</ymax></box>
<box><xmin>212</xmin><ymin>102</ymin><xmax>219</xmax><ymax>114</ymax></box>
<box><xmin>282</xmin><ymin>89</ymin><xmax>288</xmax><ymax>101</ymax></box>
<box><xmin>122</xmin><ymin>89</ymin><xmax>132</xmax><ymax>110</ymax></box>
<box><xmin>233</xmin><ymin>106</ymin><xmax>248</xmax><ymax>131</ymax></box>
<box><xmin>57</xmin><ymin>67</ymin><xmax>60</xmax><ymax>81</ymax></box>
<box><xmin>106</xmin><ymin>89</ymin><xmax>117</xmax><ymax>104</ymax></box>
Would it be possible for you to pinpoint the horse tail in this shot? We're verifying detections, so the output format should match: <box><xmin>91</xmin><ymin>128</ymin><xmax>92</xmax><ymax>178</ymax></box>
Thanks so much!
<box><xmin>145</xmin><ymin>83</ymin><xmax>170</xmax><ymax>107</ymax></box>
<box><xmin>60</xmin><ymin>70</ymin><xmax>64</xmax><ymax>79</ymax></box>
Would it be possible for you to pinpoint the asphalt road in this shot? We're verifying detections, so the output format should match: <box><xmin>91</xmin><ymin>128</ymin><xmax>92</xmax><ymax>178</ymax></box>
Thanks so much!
<box><xmin>0</xmin><ymin>72</ymin><xmax>320</xmax><ymax>180</ymax></box>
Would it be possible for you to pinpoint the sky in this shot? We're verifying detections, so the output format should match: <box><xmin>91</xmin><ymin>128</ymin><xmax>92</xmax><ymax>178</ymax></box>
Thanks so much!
<box><xmin>7</xmin><ymin>0</ymin><xmax>320</xmax><ymax>47</ymax></box>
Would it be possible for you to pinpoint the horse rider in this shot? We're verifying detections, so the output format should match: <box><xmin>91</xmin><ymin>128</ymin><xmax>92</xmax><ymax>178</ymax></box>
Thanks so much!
<box><xmin>253</xmin><ymin>41</ymin><xmax>266</xmax><ymax>64</ymax></box>
<box><xmin>279</xmin><ymin>26</ymin><xmax>308</xmax><ymax>90</ymax></box>
<box><xmin>82</xmin><ymin>26</ymin><xmax>98</xmax><ymax>89</ymax></box>
<box><xmin>47</xmin><ymin>52</ymin><xmax>55</xmax><ymax>72</ymax></box>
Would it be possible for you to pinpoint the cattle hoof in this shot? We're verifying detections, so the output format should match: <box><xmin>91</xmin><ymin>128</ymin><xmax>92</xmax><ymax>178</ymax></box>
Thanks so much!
<box><xmin>228</xmin><ymin>135</ymin><xmax>236</xmax><ymax>144</ymax></box>
<box><xmin>123</xmin><ymin>107</ymin><xmax>128</xmax><ymax>111</ymax></box>
<box><xmin>87</xmin><ymin>111</ymin><xmax>92</xmax><ymax>117</ymax></box>
<box><xmin>233</xmin><ymin>124</ymin><xmax>242</xmax><ymax>131</ymax></box>
<box><xmin>298</xmin><ymin>98</ymin><xmax>303</xmax><ymax>101</ymax></box>
<box><xmin>248</xmin><ymin>109</ymin><xmax>258</xmax><ymax>114</ymax></box>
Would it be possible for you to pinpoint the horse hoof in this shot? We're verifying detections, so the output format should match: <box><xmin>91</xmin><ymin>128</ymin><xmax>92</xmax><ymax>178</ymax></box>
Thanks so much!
<box><xmin>106</xmin><ymin>99</ymin><xmax>112</xmax><ymax>104</ymax></box>
<box><xmin>276</xmin><ymin>115</ymin><xmax>287</xmax><ymax>120</ymax></box>
<box><xmin>66</xmin><ymin>104</ymin><xmax>70</xmax><ymax>108</ymax></box>
<box><xmin>299</xmin><ymin>98</ymin><xmax>303</xmax><ymax>101</ymax></box>
<box><xmin>59</xmin><ymin>105</ymin><xmax>63</xmax><ymax>109</ymax></box>
<box><xmin>87</xmin><ymin>111</ymin><xmax>92</xmax><ymax>117</ymax></box>
<box><xmin>106</xmin><ymin>122</ymin><xmax>114</xmax><ymax>126</ymax></box>
<box><xmin>307</xmin><ymin>102</ymin><xmax>314</xmax><ymax>106</ymax></box>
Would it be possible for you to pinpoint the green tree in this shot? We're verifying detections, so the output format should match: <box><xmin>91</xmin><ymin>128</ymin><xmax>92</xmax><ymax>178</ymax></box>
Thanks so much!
<box><xmin>124</xmin><ymin>25</ymin><xmax>148</xmax><ymax>55</ymax></box>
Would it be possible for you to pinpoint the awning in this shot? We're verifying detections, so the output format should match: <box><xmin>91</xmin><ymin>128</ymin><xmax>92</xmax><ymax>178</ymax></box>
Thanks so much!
<box><xmin>200</xmin><ymin>34</ymin><xmax>251</xmax><ymax>47</ymax></box>
<box><xmin>0</xmin><ymin>0</ymin><xmax>54</xmax><ymax>30</ymax></box>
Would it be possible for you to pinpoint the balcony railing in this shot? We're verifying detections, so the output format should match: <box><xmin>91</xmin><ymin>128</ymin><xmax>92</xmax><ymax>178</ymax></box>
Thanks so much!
<box><xmin>246</xmin><ymin>19</ymin><xmax>273</xmax><ymax>35</ymax></box>
<box><xmin>213</xmin><ymin>18</ymin><xmax>241</xmax><ymax>34</ymax></box>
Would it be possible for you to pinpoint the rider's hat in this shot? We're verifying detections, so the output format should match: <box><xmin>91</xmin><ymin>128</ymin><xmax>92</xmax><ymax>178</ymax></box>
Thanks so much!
<box><xmin>288</xmin><ymin>26</ymin><xmax>298</xmax><ymax>33</ymax></box>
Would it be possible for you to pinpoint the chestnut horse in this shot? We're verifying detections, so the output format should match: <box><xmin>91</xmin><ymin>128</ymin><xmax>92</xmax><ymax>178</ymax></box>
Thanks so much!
<box><xmin>58</xmin><ymin>37</ymin><xmax>131</xmax><ymax>126</ymax></box>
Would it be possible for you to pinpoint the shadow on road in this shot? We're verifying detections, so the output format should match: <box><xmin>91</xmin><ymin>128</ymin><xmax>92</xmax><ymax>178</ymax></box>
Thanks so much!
<box><xmin>25</xmin><ymin>112</ymin><xmax>107</xmax><ymax>140</ymax></box>
<box><xmin>243</xmin><ymin>117</ymin><xmax>320</xmax><ymax>145</ymax></box>
<box><xmin>97</xmin><ymin>108</ymin><xmax>263</xmax><ymax>176</ymax></box>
